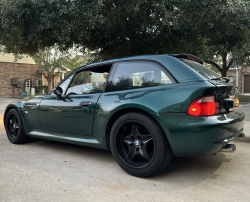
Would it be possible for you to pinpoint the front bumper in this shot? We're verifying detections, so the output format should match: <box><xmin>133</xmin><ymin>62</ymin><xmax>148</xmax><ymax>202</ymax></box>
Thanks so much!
<box><xmin>157</xmin><ymin>111</ymin><xmax>245</xmax><ymax>156</ymax></box>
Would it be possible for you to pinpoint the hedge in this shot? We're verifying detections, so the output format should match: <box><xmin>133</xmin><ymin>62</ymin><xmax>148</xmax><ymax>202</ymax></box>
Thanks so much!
<box><xmin>34</xmin><ymin>86</ymin><xmax>48</xmax><ymax>94</ymax></box>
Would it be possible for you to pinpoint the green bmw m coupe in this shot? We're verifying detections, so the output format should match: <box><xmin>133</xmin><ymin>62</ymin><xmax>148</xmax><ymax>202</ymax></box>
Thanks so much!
<box><xmin>4</xmin><ymin>54</ymin><xmax>245</xmax><ymax>177</ymax></box>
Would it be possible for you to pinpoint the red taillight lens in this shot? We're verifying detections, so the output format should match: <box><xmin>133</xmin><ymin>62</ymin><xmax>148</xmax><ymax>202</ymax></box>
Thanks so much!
<box><xmin>187</xmin><ymin>95</ymin><xmax>220</xmax><ymax>116</ymax></box>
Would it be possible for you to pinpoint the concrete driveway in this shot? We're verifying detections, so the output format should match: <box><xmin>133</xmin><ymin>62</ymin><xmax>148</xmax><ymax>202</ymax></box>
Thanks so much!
<box><xmin>0</xmin><ymin>98</ymin><xmax>250</xmax><ymax>202</ymax></box>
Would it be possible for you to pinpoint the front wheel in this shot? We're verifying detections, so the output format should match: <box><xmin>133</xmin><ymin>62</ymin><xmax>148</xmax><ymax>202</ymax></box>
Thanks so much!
<box><xmin>5</xmin><ymin>109</ymin><xmax>29</xmax><ymax>144</ymax></box>
<box><xmin>110</xmin><ymin>112</ymin><xmax>173</xmax><ymax>177</ymax></box>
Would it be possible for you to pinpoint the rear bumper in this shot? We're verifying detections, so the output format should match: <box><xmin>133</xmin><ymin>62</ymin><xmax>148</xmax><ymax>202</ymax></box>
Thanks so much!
<box><xmin>157</xmin><ymin>111</ymin><xmax>245</xmax><ymax>156</ymax></box>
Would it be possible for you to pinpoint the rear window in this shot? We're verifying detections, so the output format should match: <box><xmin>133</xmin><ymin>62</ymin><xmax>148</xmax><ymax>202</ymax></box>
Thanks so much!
<box><xmin>179</xmin><ymin>59</ymin><xmax>220</xmax><ymax>80</ymax></box>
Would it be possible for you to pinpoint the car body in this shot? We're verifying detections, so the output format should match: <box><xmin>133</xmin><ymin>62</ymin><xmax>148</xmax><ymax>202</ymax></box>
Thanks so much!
<box><xmin>4</xmin><ymin>54</ymin><xmax>245</xmax><ymax>177</ymax></box>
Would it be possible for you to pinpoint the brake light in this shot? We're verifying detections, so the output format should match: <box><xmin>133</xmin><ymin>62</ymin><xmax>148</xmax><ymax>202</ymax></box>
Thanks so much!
<box><xmin>187</xmin><ymin>95</ymin><xmax>220</xmax><ymax>116</ymax></box>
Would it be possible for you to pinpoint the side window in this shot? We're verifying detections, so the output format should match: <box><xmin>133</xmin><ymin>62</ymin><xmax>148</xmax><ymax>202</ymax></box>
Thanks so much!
<box><xmin>60</xmin><ymin>75</ymin><xmax>73</xmax><ymax>94</ymax></box>
<box><xmin>106</xmin><ymin>61</ymin><xmax>174</xmax><ymax>92</ymax></box>
<box><xmin>66</xmin><ymin>70</ymin><xmax>109</xmax><ymax>95</ymax></box>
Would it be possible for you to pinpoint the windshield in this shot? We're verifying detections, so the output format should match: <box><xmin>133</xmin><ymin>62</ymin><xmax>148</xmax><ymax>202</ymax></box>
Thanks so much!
<box><xmin>179</xmin><ymin>58</ymin><xmax>220</xmax><ymax>80</ymax></box>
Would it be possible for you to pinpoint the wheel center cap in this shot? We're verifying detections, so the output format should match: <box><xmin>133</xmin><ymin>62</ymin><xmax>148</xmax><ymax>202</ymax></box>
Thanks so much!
<box><xmin>134</xmin><ymin>140</ymin><xmax>140</xmax><ymax>147</ymax></box>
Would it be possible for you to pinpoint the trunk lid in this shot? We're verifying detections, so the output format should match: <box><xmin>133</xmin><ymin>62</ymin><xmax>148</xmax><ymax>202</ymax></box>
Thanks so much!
<box><xmin>209</xmin><ymin>79</ymin><xmax>237</xmax><ymax>113</ymax></box>
<box><xmin>178</xmin><ymin>58</ymin><xmax>238</xmax><ymax>114</ymax></box>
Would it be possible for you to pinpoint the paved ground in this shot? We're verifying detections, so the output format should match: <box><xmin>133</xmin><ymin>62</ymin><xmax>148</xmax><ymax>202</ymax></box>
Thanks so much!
<box><xmin>0</xmin><ymin>98</ymin><xmax>250</xmax><ymax>202</ymax></box>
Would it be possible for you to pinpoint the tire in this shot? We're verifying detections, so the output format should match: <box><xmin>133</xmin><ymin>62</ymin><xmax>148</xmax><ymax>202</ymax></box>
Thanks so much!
<box><xmin>110</xmin><ymin>112</ymin><xmax>173</xmax><ymax>177</ymax></box>
<box><xmin>4</xmin><ymin>108</ymin><xmax>29</xmax><ymax>144</ymax></box>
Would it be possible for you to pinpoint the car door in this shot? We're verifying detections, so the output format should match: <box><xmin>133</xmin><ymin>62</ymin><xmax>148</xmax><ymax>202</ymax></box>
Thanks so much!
<box><xmin>39</xmin><ymin>66</ymin><xmax>110</xmax><ymax>136</ymax></box>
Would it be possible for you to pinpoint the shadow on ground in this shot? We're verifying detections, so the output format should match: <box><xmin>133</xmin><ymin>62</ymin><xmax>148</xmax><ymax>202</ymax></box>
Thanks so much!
<box><xmin>22</xmin><ymin>137</ymin><xmax>229</xmax><ymax>190</ymax></box>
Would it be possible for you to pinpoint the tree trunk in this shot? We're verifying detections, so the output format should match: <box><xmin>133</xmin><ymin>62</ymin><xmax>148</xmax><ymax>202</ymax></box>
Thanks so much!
<box><xmin>221</xmin><ymin>69</ymin><xmax>227</xmax><ymax>77</ymax></box>
<box><xmin>221</xmin><ymin>53</ymin><xmax>227</xmax><ymax>77</ymax></box>
<box><xmin>47</xmin><ymin>77</ymin><xmax>53</xmax><ymax>93</ymax></box>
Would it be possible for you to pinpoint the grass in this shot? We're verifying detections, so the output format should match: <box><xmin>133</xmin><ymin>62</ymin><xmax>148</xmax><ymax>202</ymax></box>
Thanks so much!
<box><xmin>237</xmin><ymin>95</ymin><xmax>250</xmax><ymax>103</ymax></box>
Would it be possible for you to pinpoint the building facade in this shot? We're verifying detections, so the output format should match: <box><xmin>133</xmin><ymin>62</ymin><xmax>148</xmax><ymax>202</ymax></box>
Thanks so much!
<box><xmin>0</xmin><ymin>53</ymin><xmax>70</xmax><ymax>97</ymax></box>
<box><xmin>227</xmin><ymin>65</ymin><xmax>250</xmax><ymax>93</ymax></box>
<box><xmin>0</xmin><ymin>54</ymin><xmax>42</xmax><ymax>97</ymax></box>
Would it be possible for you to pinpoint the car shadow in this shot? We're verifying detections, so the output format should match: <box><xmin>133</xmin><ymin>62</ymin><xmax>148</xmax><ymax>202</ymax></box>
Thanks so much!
<box><xmin>153</xmin><ymin>154</ymin><xmax>227</xmax><ymax>180</ymax></box>
<box><xmin>25</xmin><ymin>138</ymin><xmax>231</xmax><ymax>189</ymax></box>
<box><xmin>145</xmin><ymin>153</ymin><xmax>231</xmax><ymax>190</ymax></box>
<box><xmin>27</xmin><ymin>138</ymin><xmax>114</xmax><ymax>162</ymax></box>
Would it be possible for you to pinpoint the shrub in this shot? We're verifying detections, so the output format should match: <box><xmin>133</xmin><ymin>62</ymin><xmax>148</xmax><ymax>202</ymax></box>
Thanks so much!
<box><xmin>34</xmin><ymin>86</ymin><xmax>48</xmax><ymax>95</ymax></box>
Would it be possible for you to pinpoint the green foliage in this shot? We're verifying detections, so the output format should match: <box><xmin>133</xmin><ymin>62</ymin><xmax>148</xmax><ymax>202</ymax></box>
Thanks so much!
<box><xmin>0</xmin><ymin>0</ymin><xmax>103</xmax><ymax>54</ymax></box>
<box><xmin>174</xmin><ymin>0</ymin><xmax>250</xmax><ymax>75</ymax></box>
<box><xmin>63</xmin><ymin>48</ymin><xmax>95</xmax><ymax>73</ymax></box>
<box><xmin>0</xmin><ymin>0</ymin><xmax>175</xmax><ymax>57</ymax></box>
<box><xmin>34</xmin><ymin>85</ymin><xmax>48</xmax><ymax>95</ymax></box>
<box><xmin>31</xmin><ymin>45</ymin><xmax>71</xmax><ymax>92</ymax></box>
<box><xmin>0</xmin><ymin>0</ymin><xmax>249</xmax><ymax>76</ymax></box>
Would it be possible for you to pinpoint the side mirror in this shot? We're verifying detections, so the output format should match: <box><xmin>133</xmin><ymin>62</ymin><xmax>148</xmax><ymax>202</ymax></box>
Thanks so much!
<box><xmin>53</xmin><ymin>87</ymin><xmax>63</xmax><ymax>100</ymax></box>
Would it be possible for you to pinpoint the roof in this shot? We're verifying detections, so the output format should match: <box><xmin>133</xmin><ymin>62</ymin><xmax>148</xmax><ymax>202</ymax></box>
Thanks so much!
<box><xmin>229</xmin><ymin>64</ymin><xmax>237</xmax><ymax>69</ymax></box>
<box><xmin>0</xmin><ymin>53</ymin><xmax>36</xmax><ymax>64</ymax></box>
<box><xmin>78</xmin><ymin>54</ymin><xmax>203</xmax><ymax>70</ymax></box>
<box><xmin>54</xmin><ymin>65</ymin><xmax>70</xmax><ymax>73</ymax></box>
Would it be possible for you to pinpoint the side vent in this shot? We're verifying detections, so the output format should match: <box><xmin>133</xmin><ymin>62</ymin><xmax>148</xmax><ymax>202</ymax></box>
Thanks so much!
<box><xmin>23</xmin><ymin>103</ymin><xmax>38</xmax><ymax>110</ymax></box>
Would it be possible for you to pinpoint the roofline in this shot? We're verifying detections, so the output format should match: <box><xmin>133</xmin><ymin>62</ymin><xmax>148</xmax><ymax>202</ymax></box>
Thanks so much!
<box><xmin>75</xmin><ymin>53</ymin><xmax>204</xmax><ymax>71</ymax></box>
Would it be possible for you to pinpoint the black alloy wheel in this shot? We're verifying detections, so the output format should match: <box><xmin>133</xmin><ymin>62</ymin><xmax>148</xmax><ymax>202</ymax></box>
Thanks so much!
<box><xmin>5</xmin><ymin>109</ymin><xmax>29</xmax><ymax>144</ymax></box>
<box><xmin>116</xmin><ymin>122</ymin><xmax>155</xmax><ymax>168</ymax></box>
<box><xmin>110</xmin><ymin>112</ymin><xmax>173</xmax><ymax>177</ymax></box>
<box><xmin>7</xmin><ymin>113</ymin><xmax>19</xmax><ymax>139</ymax></box>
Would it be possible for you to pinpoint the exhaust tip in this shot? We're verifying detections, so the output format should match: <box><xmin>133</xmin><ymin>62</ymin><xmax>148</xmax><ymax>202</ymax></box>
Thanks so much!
<box><xmin>221</xmin><ymin>144</ymin><xmax>236</xmax><ymax>152</ymax></box>
<box><xmin>238</xmin><ymin>133</ymin><xmax>245</xmax><ymax>138</ymax></box>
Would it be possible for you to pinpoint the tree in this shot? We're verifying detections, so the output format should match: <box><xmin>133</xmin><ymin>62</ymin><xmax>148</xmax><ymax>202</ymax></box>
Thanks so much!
<box><xmin>63</xmin><ymin>48</ymin><xmax>96</xmax><ymax>73</ymax></box>
<box><xmin>0</xmin><ymin>0</ymin><xmax>175</xmax><ymax>57</ymax></box>
<box><xmin>0</xmin><ymin>0</ymin><xmax>250</xmax><ymax>77</ymax></box>
<box><xmin>173</xmin><ymin>0</ymin><xmax>250</xmax><ymax>76</ymax></box>
<box><xmin>31</xmin><ymin>46</ymin><xmax>68</xmax><ymax>92</ymax></box>
<box><xmin>0</xmin><ymin>0</ymin><xmax>103</xmax><ymax>54</ymax></box>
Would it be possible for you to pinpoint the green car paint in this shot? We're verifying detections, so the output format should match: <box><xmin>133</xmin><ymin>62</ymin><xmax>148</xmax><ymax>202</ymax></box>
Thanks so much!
<box><xmin>3</xmin><ymin>55</ymin><xmax>245</xmax><ymax>155</ymax></box>
<box><xmin>39</xmin><ymin>94</ymin><xmax>101</xmax><ymax>136</ymax></box>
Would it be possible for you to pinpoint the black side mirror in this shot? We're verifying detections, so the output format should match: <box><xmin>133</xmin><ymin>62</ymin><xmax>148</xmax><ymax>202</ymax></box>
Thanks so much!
<box><xmin>53</xmin><ymin>87</ymin><xmax>63</xmax><ymax>100</ymax></box>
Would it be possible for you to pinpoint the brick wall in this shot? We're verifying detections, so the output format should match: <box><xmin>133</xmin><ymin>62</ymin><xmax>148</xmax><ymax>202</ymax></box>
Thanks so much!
<box><xmin>0</xmin><ymin>62</ymin><xmax>42</xmax><ymax>97</ymax></box>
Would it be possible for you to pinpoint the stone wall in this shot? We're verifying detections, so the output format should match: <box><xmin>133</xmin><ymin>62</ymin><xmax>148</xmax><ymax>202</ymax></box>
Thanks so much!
<box><xmin>227</xmin><ymin>66</ymin><xmax>250</xmax><ymax>93</ymax></box>
<box><xmin>0</xmin><ymin>62</ymin><xmax>42</xmax><ymax>97</ymax></box>
<box><xmin>227</xmin><ymin>70</ymin><xmax>237</xmax><ymax>86</ymax></box>
<box><xmin>239</xmin><ymin>66</ymin><xmax>250</xmax><ymax>93</ymax></box>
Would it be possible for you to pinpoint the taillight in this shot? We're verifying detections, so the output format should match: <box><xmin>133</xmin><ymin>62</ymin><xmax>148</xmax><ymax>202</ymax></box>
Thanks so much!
<box><xmin>187</xmin><ymin>95</ymin><xmax>220</xmax><ymax>116</ymax></box>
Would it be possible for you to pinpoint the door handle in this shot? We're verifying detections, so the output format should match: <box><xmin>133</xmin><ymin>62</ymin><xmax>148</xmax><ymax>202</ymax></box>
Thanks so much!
<box><xmin>80</xmin><ymin>101</ymin><xmax>92</xmax><ymax>107</ymax></box>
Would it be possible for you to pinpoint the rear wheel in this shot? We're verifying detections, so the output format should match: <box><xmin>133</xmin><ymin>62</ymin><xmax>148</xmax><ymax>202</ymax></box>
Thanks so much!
<box><xmin>110</xmin><ymin>112</ymin><xmax>173</xmax><ymax>177</ymax></box>
<box><xmin>5</xmin><ymin>109</ymin><xmax>29</xmax><ymax>144</ymax></box>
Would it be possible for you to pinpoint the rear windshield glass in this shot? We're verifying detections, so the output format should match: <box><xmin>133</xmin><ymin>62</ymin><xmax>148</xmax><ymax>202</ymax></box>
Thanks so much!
<box><xmin>179</xmin><ymin>58</ymin><xmax>220</xmax><ymax>80</ymax></box>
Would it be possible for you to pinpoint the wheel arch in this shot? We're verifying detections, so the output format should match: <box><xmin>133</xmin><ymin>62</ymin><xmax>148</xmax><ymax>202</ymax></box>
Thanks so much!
<box><xmin>105</xmin><ymin>107</ymin><xmax>172</xmax><ymax>150</ymax></box>
<box><xmin>4</xmin><ymin>105</ymin><xmax>26</xmax><ymax>132</ymax></box>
